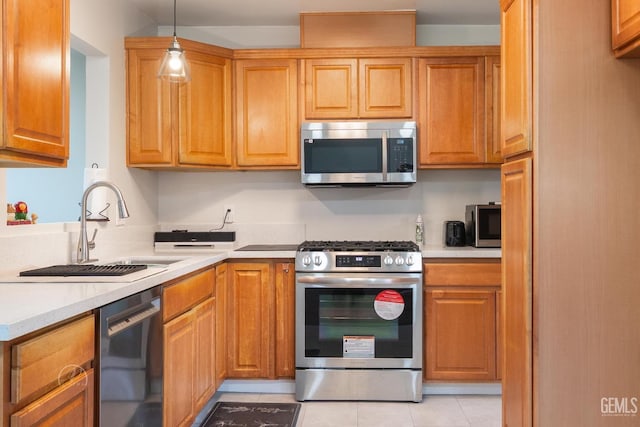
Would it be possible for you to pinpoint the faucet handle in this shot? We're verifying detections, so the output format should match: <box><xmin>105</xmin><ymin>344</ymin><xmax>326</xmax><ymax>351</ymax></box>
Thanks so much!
<box><xmin>88</xmin><ymin>229</ymin><xmax>98</xmax><ymax>250</ymax></box>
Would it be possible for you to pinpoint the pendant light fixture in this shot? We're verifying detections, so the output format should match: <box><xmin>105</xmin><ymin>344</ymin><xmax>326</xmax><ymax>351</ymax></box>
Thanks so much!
<box><xmin>157</xmin><ymin>0</ymin><xmax>191</xmax><ymax>82</ymax></box>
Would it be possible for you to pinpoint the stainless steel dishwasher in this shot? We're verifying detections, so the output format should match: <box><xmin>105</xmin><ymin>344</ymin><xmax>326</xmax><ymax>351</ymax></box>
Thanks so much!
<box><xmin>98</xmin><ymin>287</ymin><xmax>162</xmax><ymax>426</ymax></box>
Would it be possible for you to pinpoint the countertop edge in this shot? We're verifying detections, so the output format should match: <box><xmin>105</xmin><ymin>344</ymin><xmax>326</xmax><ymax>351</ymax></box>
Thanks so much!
<box><xmin>0</xmin><ymin>247</ymin><xmax>500</xmax><ymax>341</ymax></box>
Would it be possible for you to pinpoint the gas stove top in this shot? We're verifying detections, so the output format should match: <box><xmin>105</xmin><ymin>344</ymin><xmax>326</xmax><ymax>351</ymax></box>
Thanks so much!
<box><xmin>297</xmin><ymin>240</ymin><xmax>420</xmax><ymax>253</ymax></box>
<box><xmin>295</xmin><ymin>240</ymin><xmax>422</xmax><ymax>273</ymax></box>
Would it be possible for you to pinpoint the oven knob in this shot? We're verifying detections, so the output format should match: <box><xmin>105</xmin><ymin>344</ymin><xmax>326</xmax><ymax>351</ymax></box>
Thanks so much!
<box><xmin>406</xmin><ymin>255</ymin><xmax>415</xmax><ymax>266</ymax></box>
<box><xmin>302</xmin><ymin>255</ymin><xmax>312</xmax><ymax>266</ymax></box>
<box><xmin>384</xmin><ymin>255</ymin><xmax>394</xmax><ymax>265</ymax></box>
<box><xmin>313</xmin><ymin>255</ymin><xmax>323</xmax><ymax>266</ymax></box>
<box><xmin>395</xmin><ymin>256</ymin><xmax>405</xmax><ymax>265</ymax></box>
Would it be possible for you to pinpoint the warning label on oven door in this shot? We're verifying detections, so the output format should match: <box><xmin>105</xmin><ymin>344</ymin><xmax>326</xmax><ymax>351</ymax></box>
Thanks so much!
<box><xmin>374</xmin><ymin>289</ymin><xmax>405</xmax><ymax>320</ymax></box>
<box><xmin>343</xmin><ymin>336</ymin><xmax>375</xmax><ymax>358</ymax></box>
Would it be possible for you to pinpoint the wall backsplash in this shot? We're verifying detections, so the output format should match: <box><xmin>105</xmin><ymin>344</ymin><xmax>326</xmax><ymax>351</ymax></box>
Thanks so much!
<box><xmin>158</xmin><ymin>169</ymin><xmax>501</xmax><ymax>246</ymax></box>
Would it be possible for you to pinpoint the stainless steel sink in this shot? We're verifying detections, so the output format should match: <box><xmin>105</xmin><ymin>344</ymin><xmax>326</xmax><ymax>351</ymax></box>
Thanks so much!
<box><xmin>103</xmin><ymin>256</ymin><xmax>188</xmax><ymax>267</ymax></box>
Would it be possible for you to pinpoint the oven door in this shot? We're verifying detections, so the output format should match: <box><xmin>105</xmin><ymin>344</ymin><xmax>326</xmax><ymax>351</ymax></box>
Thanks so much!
<box><xmin>296</xmin><ymin>272</ymin><xmax>422</xmax><ymax>369</ymax></box>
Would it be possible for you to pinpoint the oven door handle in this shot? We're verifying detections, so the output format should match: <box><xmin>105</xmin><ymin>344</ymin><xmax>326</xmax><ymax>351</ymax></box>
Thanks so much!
<box><xmin>107</xmin><ymin>297</ymin><xmax>161</xmax><ymax>337</ymax></box>
<box><xmin>296</xmin><ymin>275</ymin><xmax>420</xmax><ymax>286</ymax></box>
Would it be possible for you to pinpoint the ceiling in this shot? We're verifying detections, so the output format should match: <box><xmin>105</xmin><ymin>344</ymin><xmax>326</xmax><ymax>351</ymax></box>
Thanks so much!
<box><xmin>127</xmin><ymin>0</ymin><xmax>500</xmax><ymax>27</ymax></box>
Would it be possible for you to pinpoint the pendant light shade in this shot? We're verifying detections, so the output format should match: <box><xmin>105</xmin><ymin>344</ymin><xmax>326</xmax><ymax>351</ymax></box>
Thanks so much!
<box><xmin>158</xmin><ymin>0</ymin><xmax>191</xmax><ymax>82</ymax></box>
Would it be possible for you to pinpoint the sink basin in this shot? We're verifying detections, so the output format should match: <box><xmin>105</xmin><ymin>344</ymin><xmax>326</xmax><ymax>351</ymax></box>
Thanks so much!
<box><xmin>103</xmin><ymin>256</ymin><xmax>188</xmax><ymax>267</ymax></box>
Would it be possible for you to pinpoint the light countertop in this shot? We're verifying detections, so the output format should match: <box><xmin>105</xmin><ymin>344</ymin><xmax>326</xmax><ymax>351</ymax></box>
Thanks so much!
<box><xmin>0</xmin><ymin>245</ymin><xmax>500</xmax><ymax>341</ymax></box>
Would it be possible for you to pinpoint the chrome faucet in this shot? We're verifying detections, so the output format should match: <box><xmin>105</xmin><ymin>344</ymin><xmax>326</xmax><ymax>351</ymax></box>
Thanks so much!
<box><xmin>76</xmin><ymin>180</ymin><xmax>130</xmax><ymax>264</ymax></box>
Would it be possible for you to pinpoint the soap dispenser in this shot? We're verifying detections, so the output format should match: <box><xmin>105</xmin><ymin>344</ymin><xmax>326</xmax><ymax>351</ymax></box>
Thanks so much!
<box><xmin>415</xmin><ymin>214</ymin><xmax>424</xmax><ymax>245</ymax></box>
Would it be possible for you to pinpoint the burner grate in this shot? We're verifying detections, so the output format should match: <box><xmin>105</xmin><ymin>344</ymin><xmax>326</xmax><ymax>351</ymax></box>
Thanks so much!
<box><xmin>298</xmin><ymin>240</ymin><xmax>419</xmax><ymax>252</ymax></box>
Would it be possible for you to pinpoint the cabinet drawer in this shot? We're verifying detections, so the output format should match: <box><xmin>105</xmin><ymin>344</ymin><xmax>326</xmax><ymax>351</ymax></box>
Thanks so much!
<box><xmin>10</xmin><ymin>369</ymin><xmax>94</xmax><ymax>427</ymax></box>
<box><xmin>163</xmin><ymin>269</ymin><xmax>214</xmax><ymax>321</ymax></box>
<box><xmin>424</xmin><ymin>260</ymin><xmax>501</xmax><ymax>287</ymax></box>
<box><xmin>11</xmin><ymin>315</ymin><xmax>94</xmax><ymax>404</ymax></box>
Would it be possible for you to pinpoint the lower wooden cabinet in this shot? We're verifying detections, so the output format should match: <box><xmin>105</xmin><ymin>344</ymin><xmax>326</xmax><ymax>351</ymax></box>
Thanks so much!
<box><xmin>162</xmin><ymin>268</ymin><xmax>216</xmax><ymax>427</ymax></box>
<box><xmin>10</xmin><ymin>369</ymin><xmax>94</xmax><ymax>427</ymax></box>
<box><xmin>225</xmin><ymin>260</ymin><xmax>295</xmax><ymax>379</ymax></box>
<box><xmin>423</xmin><ymin>259</ymin><xmax>501</xmax><ymax>382</ymax></box>
<box><xmin>0</xmin><ymin>314</ymin><xmax>95</xmax><ymax>427</ymax></box>
<box><xmin>215</xmin><ymin>263</ymin><xmax>228</xmax><ymax>389</ymax></box>
<box><xmin>426</xmin><ymin>290</ymin><xmax>496</xmax><ymax>380</ymax></box>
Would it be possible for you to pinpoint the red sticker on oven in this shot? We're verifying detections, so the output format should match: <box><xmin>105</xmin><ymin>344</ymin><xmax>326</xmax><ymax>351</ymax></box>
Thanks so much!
<box><xmin>374</xmin><ymin>290</ymin><xmax>405</xmax><ymax>320</ymax></box>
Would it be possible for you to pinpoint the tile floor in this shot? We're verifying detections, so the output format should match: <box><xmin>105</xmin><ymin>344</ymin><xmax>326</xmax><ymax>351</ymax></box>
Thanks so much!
<box><xmin>194</xmin><ymin>392</ymin><xmax>501</xmax><ymax>427</ymax></box>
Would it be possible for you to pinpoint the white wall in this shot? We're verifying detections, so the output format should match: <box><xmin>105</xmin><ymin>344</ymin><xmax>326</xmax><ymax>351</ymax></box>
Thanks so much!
<box><xmin>158</xmin><ymin>169</ymin><xmax>501</xmax><ymax>246</ymax></box>
<box><xmin>161</xmin><ymin>24</ymin><xmax>500</xmax><ymax>48</ymax></box>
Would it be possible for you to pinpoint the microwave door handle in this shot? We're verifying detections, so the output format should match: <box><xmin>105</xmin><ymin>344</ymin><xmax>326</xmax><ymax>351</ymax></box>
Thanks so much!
<box><xmin>381</xmin><ymin>131</ymin><xmax>388</xmax><ymax>182</ymax></box>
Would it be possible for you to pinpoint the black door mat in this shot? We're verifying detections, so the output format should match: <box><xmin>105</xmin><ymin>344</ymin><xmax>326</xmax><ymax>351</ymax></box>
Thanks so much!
<box><xmin>201</xmin><ymin>402</ymin><xmax>301</xmax><ymax>427</ymax></box>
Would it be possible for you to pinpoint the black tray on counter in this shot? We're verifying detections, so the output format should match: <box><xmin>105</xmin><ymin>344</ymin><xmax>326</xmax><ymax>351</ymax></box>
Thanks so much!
<box><xmin>19</xmin><ymin>264</ymin><xmax>148</xmax><ymax>277</ymax></box>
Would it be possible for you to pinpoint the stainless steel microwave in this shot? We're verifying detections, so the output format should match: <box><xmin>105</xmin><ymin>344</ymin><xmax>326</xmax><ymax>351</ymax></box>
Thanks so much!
<box><xmin>301</xmin><ymin>121</ymin><xmax>417</xmax><ymax>186</ymax></box>
<box><xmin>465</xmin><ymin>203</ymin><xmax>502</xmax><ymax>248</ymax></box>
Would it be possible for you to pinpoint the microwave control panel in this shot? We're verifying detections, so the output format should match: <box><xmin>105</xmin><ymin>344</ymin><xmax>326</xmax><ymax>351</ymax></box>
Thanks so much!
<box><xmin>387</xmin><ymin>138</ymin><xmax>414</xmax><ymax>172</ymax></box>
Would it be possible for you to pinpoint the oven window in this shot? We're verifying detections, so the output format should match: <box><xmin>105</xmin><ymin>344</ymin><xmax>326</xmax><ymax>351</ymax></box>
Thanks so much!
<box><xmin>305</xmin><ymin>288</ymin><xmax>413</xmax><ymax>358</ymax></box>
<box><xmin>304</xmin><ymin>138</ymin><xmax>382</xmax><ymax>173</ymax></box>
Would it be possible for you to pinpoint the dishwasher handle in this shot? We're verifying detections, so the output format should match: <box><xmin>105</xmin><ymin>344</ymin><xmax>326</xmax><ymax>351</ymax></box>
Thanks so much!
<box><xmin>107</xmin><ymin>297</ymin><xmax>160</xmax><ymax>337</ymax></box>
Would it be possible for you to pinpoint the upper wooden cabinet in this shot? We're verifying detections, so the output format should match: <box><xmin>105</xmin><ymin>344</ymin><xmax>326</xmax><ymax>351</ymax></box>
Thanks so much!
<box><xmin>418</xmin><ymin>57</ymin><xmax>489</xmax><ymax>166</ymax></box>
<box><xmin>303</xmin><ymin>57</ymin><xmax>412</xmax><ymax>119</ymax></box>
<box><xmin>500</xmin><ymin>0</ymin><xmax>533</xmax><ymax>158</ymax></box>
<box><xmin>485</xmin><ymin>56</ymin><xmax>503</xmax><ymax>164</ymax></box>
<box><xmin>234</xmin><ymin>59</ymin><xmax>299</xmax><ymax>168</ymax></box>
<box><xmin>612</xmin><ymin>0</ymin><xmax>640</xmax><ymax>57</ymax></box>
<box><xmin>126</xmin><ymin>37</ymin><xmax>233</xmax><ymax>169</ymax></box>
<box><xmin>0</xmin><ymin>0</ymin><xmax>69</xmax><ymax>167</ymax></box>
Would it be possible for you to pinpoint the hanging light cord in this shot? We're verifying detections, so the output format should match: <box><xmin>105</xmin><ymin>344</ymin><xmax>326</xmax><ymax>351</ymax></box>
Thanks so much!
<box><xmin>172</xmin><ymin>0</ymin><xmax>177</xmax><ymax>37</ymax></box>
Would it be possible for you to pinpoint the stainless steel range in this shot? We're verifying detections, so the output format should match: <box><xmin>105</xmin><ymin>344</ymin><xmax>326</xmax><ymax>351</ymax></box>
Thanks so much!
<box><xmin>295</xmin><ymin>240</ymin><xmax>423</xmax><ymax>402</ymax></box>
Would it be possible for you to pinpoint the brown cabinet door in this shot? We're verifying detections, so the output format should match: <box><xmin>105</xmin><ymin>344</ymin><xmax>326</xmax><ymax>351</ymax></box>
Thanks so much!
<box><xmin>215</xmin><ymin>263</ymin><xmax>228</xmax><ymax>388</ymax></box>
<box><xmin>177</xmin><ymin>52</ymin><xmax>232</xmax><ymax>166</ymax></box>
<box><xmin>418</xmin><ymin>57</ymin><xmax>485</xmax><ymax>165</ymax></box>
<box><xmin>193</xmin><ymin>298</ymin><xmax>216</xmax><ymax>410</ymax></box>
<box><xmin>358</xmin><ymin>58</ymin><xmax>412</xmax><ymax>118</ymax></box>
<box><xmin>612</xmin><ymin>0</ymin><xmax>640</xmax><ymax>54</ymax></box>
<box><xmin>274</xmin><ymin>262</ymin><xmax>295</xmax><ymax>378</ymax></box>
<box><xmin>500</xmin><ymin>0</ymin><xmax>533</xmax><ymax>158</ymax></box>
<box><xmin>425</xmin><ymin>290</ymin><xmax>496</xmax><ymax>381</ymax></box>
<box><xmin>235</xmin><ymin>59</ymin><xmax>299</xmax><ymax>168</ymax></box>
<box><xmin>226</xmin><ymin>262</ymin><xmax>273</xmax><ymax>378</ymax></box>
<box><xmin>304</xmin><ymin>58</ymin><xmax>358</xmax><ymax>119</ymax></box>
<box><xmin>164</xmin><ymin>311</ymin><xmax>196</xmax><ymax>427</ymax></box>
<box><xmin>485</xmin><ymin>56</ymin><xmax>503</xmax><ymax>164</ymax></box>
<box><xmin>126</xmin><ymin>46</ymin><xmax>174</xmax><ymax>166</ymax></box>
<box><xmin>501</xmin><ymin>156</ymin><xmax>533</xmax><ymax>427</ymax></box>
<box><xmin>1</xmin><ymin>0</ymin><xmax>69</xmax><ymax>166</ymax></box>
<box><xmin>10</xmin><ymin>369</ymin><xmax>94</xmax><ymax>427</ymax></box>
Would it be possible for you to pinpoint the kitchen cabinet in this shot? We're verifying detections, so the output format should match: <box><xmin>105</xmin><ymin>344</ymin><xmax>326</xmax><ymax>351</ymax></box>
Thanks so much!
<box><xmin>226</xmin><ymin>262</ymin><xmax>273</xmax><ymax>377</ymax></box>
<box><xmin>500</xmin><ymin>0</ymin><xmax>533</xmax><ymax>158</ymax></box>
<box><xmin>612</xmin><ymin>0</ymin><xmax>640</xmax><ymax>57</ymax></box>
<box><xmin>0</xmin><ymin>0</ymin><xmax>69</xmax><ymax>167</ymax></box>
<box><xmin>234</xmin><ymin>59</ymin><xmax>299</xmax><ymax>168</ymax></box>
<box><xmin>162</xmin><ymin>268</ymin><xmax>216</xmax><ymax>427</ymax></box>
<box><xmin>485</xmin><ymin>56</ymin><xmax>503</xmax><ymax>164</ymax></box>
<box><xmin>417</xmin><ymin>57</ymin><xmax>495</xmax><ymax>166</ymax></box>
<box><xmin>303</xmin><ymin>57</ymin><xmax>412</xmax><ymax>119</ymax></box>
<box><xmin>0</xmin><ymin>314</ymin><xmax>94</xmax><ymax>427</ymax></box>
<box><xmin>274</xmin><ymin>262</ymin><xmax>295</xmax><ymax>378</ymax></box>
<box><xmin>225</xmin><ymin>260</ymin><xmax>295</xmax><ymax>379</ymax></box>
<box><xmin>214</xmin><ymin>263</ymin><xmax>228</xmax><ymax>388</ymax></box>
<box><xmin>501</xmin><ymin>156</ymin><xmax>532</xmax><ymax>427</ymax></box>
<box><xmin>126</xmin><ymin>37</ymin><xmax>233</xmax><ymax>169</ymax></box>
<box><xmin>423</xmin><ymin>259</ymin><xmax>501</xmax><ymax>381</ymax></box>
